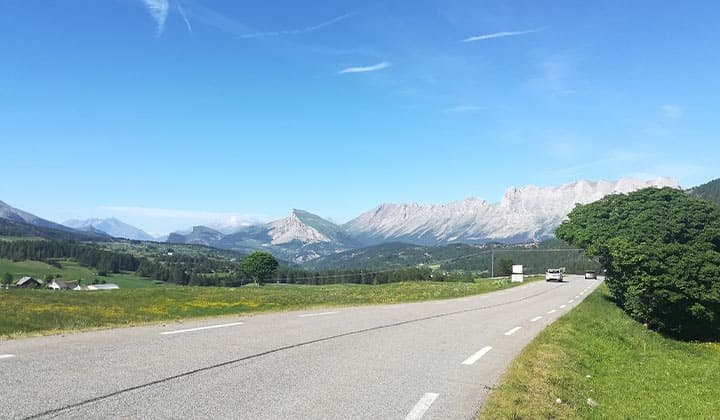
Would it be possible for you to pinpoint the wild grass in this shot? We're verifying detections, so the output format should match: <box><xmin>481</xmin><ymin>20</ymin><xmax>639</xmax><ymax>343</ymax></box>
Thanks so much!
<box><xmin>0</xmin><ymin>277</ymin><xmax>541</xmax><ymax>339</ymax></box>
<box><xmin>479</xmin><ymin>284</ymin><xmax>720</xmax><ymax>419</ymax></box>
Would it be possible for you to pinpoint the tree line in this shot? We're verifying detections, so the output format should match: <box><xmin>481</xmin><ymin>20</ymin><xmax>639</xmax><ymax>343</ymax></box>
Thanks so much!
<box><xmin>0</xmin><ymin>239</ymin><xmax>520</xmax><ymax>289</ymax></box>
<box><xmin>0</xmin><ymin>240</ymin><xmax>139</xmax><ymax>273</ymax></box>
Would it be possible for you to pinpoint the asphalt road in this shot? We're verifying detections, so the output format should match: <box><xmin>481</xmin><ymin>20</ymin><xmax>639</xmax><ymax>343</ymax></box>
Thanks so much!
<box><xmin>0</xmin><ymin>275</ymin><xmax>602</xmax><ymax>420</ymax></box>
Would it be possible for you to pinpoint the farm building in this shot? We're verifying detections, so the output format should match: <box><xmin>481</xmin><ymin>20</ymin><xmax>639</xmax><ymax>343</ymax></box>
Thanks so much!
<box><xmin>86</xmin><ymin>283</ymin><xmax>120</xmax><ymax>291</ymax></box>
<box><xmin>47</xmin><ymin>280</ymin><xmax>80</xmax><ymax>290</ymax></box>
<box><xmin>15</xmin><ymin>276</ymin><xmax>44</xmax><ymax>288</ymax></box>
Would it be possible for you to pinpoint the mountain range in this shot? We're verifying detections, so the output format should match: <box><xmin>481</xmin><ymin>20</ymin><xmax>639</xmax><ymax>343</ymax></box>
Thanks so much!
<box><xmin>0</xmin><ymin>177</ymin><xmax>695</xmax><ymax>263</ymax></box>
<box><xmin>166</xmin><ymin>177</ymin><xmax>679</xmax><ymax>262</ymax></box>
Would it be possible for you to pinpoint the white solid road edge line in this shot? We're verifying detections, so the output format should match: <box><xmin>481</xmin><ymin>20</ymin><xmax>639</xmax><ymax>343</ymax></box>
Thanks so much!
<box><xmin>462</xmin><ymin>346</ymin><xmax>493</xmax><ymax>365</ymax></box>
<box><xmin>0</xmin><ymin>354</ymin><xmax>16</xmax><ymax>360</ymax></box>
<box><xmin>405</xmin><ymin>393</ymin><xmax>440</xmax><ymax>420</ymax></box>
<box><xmin>299</xmin><ymin>311</ymin><xmax>340</xmax><ymax>318</ymax></box>
<box><xmin>530</xmin><ymin>316</ymin><xmax>543</xmax><ymax>322</ymax></box>
<box><xmin>160</xmin><ymin>322</ymin><xmax>244</xmax><ymax>335</ymax></box>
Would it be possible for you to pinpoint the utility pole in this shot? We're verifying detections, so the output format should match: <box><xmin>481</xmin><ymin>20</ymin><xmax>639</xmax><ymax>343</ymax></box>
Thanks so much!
<box><xmin>491</xmin><ymin>249</ymin><xmax>494</xmax><ymax>278</ymax></box>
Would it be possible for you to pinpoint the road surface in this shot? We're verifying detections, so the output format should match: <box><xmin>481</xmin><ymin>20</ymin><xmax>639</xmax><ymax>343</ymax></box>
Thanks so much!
<box><xmin>0</xmin><ymin>275</ymin><xmax>602</xmax><ymax>419</ymax></box>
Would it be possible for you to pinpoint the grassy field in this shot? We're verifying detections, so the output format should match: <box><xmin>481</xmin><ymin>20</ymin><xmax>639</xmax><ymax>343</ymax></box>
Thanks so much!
<box><xmin>479</xmin><ymin>284</ymin><xmax>720</xmax><ymax>419</ymax></box>
<box><xmin>0</xmin><ymin>277</ymin><xmax>540</xmax><ymax>339</ymax></box>
<box><xmin>0</xmin><ymin>258</ymin><xmax>167</xmax><ymax>289</ymax></box>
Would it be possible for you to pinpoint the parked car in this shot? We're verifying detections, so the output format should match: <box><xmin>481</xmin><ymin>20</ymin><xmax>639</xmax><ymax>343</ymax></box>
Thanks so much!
<box><xmin>545</xmin><ymin>268</ymin><xmax>563</xmax><ymax>282</ymax></box>
<box><xmin>584</xmin><ymin>270</ymin><xmax>597</xmax><ymax>280</ymax></box>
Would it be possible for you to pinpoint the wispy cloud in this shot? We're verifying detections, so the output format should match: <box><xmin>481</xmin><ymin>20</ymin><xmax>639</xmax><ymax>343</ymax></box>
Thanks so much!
<box><xmin>339</xmin><ymin>62</ymin><xmax>390</xmax><ymax>74</ymax></box>
<box><xmin>141</xmin><ymin>0</ymin><xmax>169</xmax><ymax>36</ymax></box>
<box><xmin>660</xmin><ymin>104</ymin><xmax>683</xmax><ymax>120</ymax></box>
<box><xmin>238</xmin><ymin>12</ymin><xmax>355</xmax><ymax>39</ymax></box>
<box><xmin>461</xmin><ymin>27</ymin><xmax>547</xmax><ymax>43</ymax></box>
<box><xmin>176</xmin><ymin>1</ymin><xmax>193</xmax><ymax>35</ymax></box>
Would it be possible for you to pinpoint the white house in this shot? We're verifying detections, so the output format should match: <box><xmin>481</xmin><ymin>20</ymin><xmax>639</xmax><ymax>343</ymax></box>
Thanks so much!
<box><xmin>47</xmin><ymin>280</ymin><xmax>80</xmax><ymax>290</ymax></box>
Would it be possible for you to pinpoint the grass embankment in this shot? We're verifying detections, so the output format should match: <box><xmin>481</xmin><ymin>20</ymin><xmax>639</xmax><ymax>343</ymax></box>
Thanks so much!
<box><xmin>0</xmin><ymin>277</ymin><xmax>540</xmax><ymax>339</ymax></box>
<box><xmin>0</xmin><ymin>258</ymin><xmax>168</xmax><ymax>289</ymax></box>
<box><xmin>480</xmin><ymin>284</ymin><xmax>720</xmax><ymax>419</ymax></box>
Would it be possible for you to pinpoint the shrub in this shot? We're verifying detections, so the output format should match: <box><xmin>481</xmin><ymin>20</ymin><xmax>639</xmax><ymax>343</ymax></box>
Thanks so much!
<box><xmin>556</xmin><ymin>187</ymin><xmax>720</xmax><ymax>340</ymax></box>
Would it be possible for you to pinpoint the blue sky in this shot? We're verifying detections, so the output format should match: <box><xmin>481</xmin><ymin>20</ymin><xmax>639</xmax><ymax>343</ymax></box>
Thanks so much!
<box><xmin>1</xmin><ymin>0</ymin><xmax>718</xmax><ymax>235</ymax></box>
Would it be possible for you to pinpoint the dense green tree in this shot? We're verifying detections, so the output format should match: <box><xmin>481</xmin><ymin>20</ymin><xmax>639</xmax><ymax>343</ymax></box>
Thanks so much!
<box><xmin>497</xmin><ymin>259</ymin><xmax>514</xmax><ymax>277</ymax></box>
<box><xmin>2</xmin><ymin>272</ymin><xmax>12</xmax><ymax>286</ymax></box>
<box><xmin>556</xmin><ymin>187</ymin><xmax>720</xmax><ymax>340</ymax></box>
<box><xmin>240</xmin><ymin>251</ymin><xmax>279</xmax><ymax>285</ymax></box>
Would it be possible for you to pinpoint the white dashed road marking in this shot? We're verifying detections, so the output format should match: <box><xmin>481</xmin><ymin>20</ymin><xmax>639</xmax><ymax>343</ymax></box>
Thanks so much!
<box><xmin>547</xmin><ymin>309</ymin><xmax>557</xmax><ymax>314</ymax></box>
<box><xmin>569</xmin><ymin>300</ymin><xmax>575</xmax><ymax>303</ymax></box>
<box><xmin>504</xmin><ymin>327</ymin><xmax>522</xmax><ymax>336</ymax></box>
<box><xmin>405</xmin><ymin>393</ymin><xmax>440</xmax><ymax>420</ymax></box>
<box><xmin>530</xmin><ymin>316</ymin><xmax>543</xmax><ymax>322</ymax></box>
<box><xmin>462</xmin><ymin>346</ymin><xmax>493</xmax><ymax>365</ymax></box>
<box><xmin>560</xmin><ymin>304</ymin><xmax>567</xmax><ymax>309</ymax></box>
<box><xmin>0</xmin><ymin>354</ymin><xmax>16</xmax><ymax>360</ymax></box>
<box><xmin>160</xmin><ymin>322</ymin><xmax>244</xmax><ymax>335</ymax></box>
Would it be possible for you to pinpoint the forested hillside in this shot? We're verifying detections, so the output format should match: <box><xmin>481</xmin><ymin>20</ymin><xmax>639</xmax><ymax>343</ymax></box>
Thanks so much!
<box><xmin>0</xmin><ymin>218</ymin><xmax>109</xmax><ymax>242</ymax></box>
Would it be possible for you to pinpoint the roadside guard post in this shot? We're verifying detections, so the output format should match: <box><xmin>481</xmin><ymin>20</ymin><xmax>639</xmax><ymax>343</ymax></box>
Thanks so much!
<box><xmin>511</xmin><ymin>265</ymin><xmax>524</xmax><ymax>283</ymax></box>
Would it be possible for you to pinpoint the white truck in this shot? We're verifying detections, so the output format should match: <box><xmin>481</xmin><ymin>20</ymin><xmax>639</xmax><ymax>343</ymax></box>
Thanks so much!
<box><xmin>545</xmin><ymin>268</ymin><xmax>564</xmax><ymax>282</ymax></box>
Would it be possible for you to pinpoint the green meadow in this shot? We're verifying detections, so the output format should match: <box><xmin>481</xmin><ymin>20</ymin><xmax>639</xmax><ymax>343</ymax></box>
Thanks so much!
<box><xmin>0</xmin><ymin>258</ymin><xmax>167</xmax><ymax>289</ymax></box>
<box><xmin>0</xmin><ymin>277</ymin><xmax>541</xmax><ymax>338</ymax></box>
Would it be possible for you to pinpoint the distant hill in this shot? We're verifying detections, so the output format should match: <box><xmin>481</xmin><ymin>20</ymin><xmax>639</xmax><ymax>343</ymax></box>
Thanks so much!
<box><xmin>0</xmin><ymin>200</ymin><xmax>109</xmax><ymax>241</ymax></box>
<box><xmin>63</xmin><ymin>217</ymin><xmax>156</xmax><ymax>241</ymax></box>
<box><xmin>305</xmin><ymin>242</ymin><xmax>480</xmax><ymax>271</ymax></box>
<box><xmin>167</xmin><ymin>226</ymin><xmax>225</xmax><ymax>247</ymax></box>
<box><xmin>305</xmin><ymin>240</ymin><xmax>600</xmax><ymax>274</ymax></box>
<box><xmin>687</xmin><ymin>178</ymin><xmax>720</xmax><ymax>205</ymax></box>
<box><xmin>0</xmin><ymin>217</ymin><xmax>110</xmax><ymax>242</ymax></box>
<box><xmin>1</xmin><ymin>200</ymin><xmax>82</xmax><ymax>234</ymax></box>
